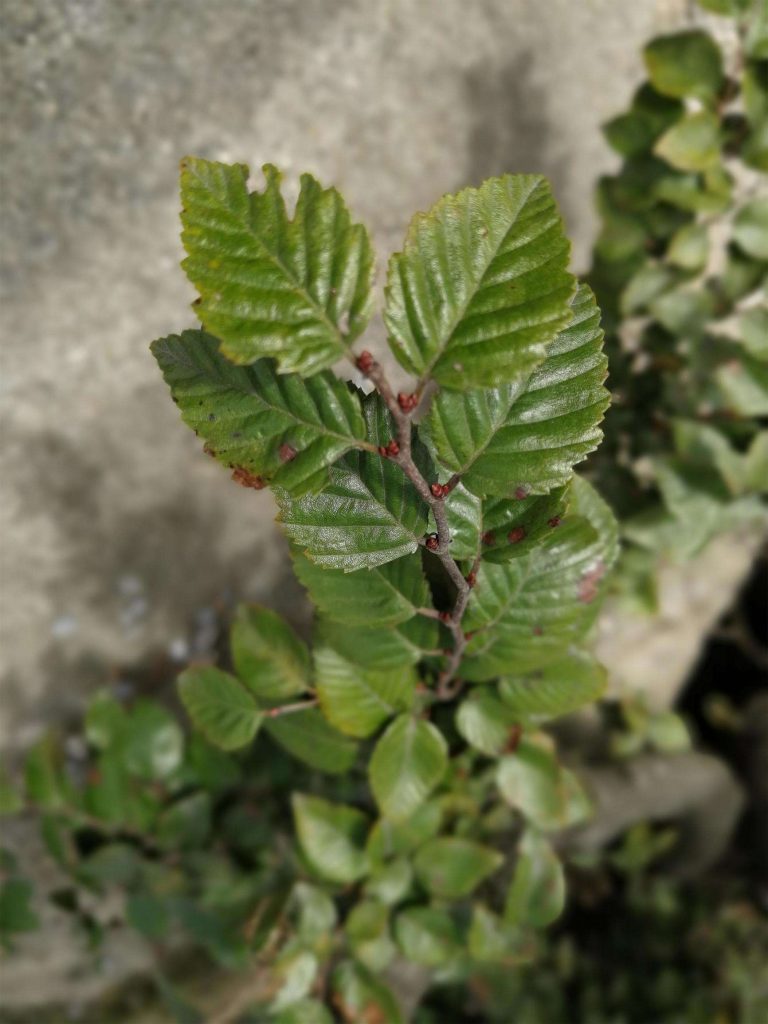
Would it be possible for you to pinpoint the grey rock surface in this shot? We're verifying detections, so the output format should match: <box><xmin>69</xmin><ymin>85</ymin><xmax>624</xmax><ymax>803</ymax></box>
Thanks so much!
<box><xmin>1</xmin><ymin>0</ymin><xmax>690</xmax><ymax>753</ymax></box>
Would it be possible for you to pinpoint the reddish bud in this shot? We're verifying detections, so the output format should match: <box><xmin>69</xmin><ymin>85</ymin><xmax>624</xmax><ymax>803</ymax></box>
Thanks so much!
<box><xmin>504</xmin><ymin>724</ymin><xmax>523</xmax><ymax>754</ymax></box>
<box><xmin>397</xmin><ymin>391</ymin><xmax>419</xmax><ymax>412</ymax></box>
<box><xmin>431</xmin><ymin>482</ymin><xmax>446</xmax><ymax>498</ymax></box>
<box><xmin>532</xmin><ymin>624</ymin><xmax>543</xmax><ymax>637</ymax></box>
<box><xmin>386</xmin><ymin>439</ymin><xmax>400</xmax><ymax>457</ymax></box>
<box><xmin>481</xmin><ymin>531</ymin><xmax>496</xmax><ymax>546</ymax></box>
<box><xmin>356</xmin><ymin>350</ymin><xmax>375</xmax><ymax>374</ymax></box>
<box><xmin>438</xmin><ymin>610</ymin><xmax>452</xmax><ymax>623</ymax></box>
<box><xmin>465</xmin><ymin>571</ymin><xmax>477</xmax><ymax>588</ymax></box>
<box><xmin>377</xmin><ymin>445</ymin><xmax>389</xmax><ymax>457</ymax></box>
<box><xmin>507</xmin><ymin>526</ymin><xmax>526</xmax><ymax>544</ymax></box>
<box><xmin>547</xmin><ymin>516</ymin><xmax>561</xmax><ymax>528</ymax></box>
<box><xmin>425</xmin><ymin>533</ymin><xmax>439</xmax><ymax>551</ymax></box>
<box><xmin>514</xmin><ymin>486</ymin><xmax>529</xmax><ymax>500</ymax></box>
<box><xmin>278</xmin><ymin>443</ymin><xmax>297</xmax><ymax>463</ymax></box>
<box><xmin>464</xmin><ymin>630</ymin><xmax>476</xmax><ymax>641</ymax></box>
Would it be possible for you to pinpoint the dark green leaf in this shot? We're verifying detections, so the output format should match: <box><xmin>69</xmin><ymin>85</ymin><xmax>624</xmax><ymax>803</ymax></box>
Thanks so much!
<box><xmin>315</xmin><ymin>615</ymin><xmax>439</xmax><ymax>671</ymax></box>
<box><xmin>178</xmin><ymin>666</ymin><xmax>262</xmax><ymax>751</ymax></box>
<box><xmin>265</xmin><ymin>708</ymin><xmax>358</xmax><ymax>774</ymax></box>
<box><xmin>423</xmin><ymin>284</ymin><xmax>608</xmax><ymax>497</ymax></box>
<box><xmin>0</xmin><ymin>879</ymin><xmax>39</xmax><ymax>937</ymax></box>
<box><xmin>151</xmin><ymin>331</ymin><xmax>367</xmax><ymax>495</ymax></box>
<box><xmin>468</xmin><ymin>904</ymin><xmax>530</xmax><ymax>963</ymax></box>
<box><xmin>385</xmin><ymin>174</ymin><xmax>575</xmax><ymax>388</ymax></box>
<box><xmin>180</xmin><ymin>158</ymin><xmax>374</xmax><ymax>375</ymax></box>
<box><xmin>123</xmin><ymin>701</ymin><xmax>184</xmax><ymax>780</ymax></box>
<box><xmin>644</xmin><ymin>30</ymin><xmax>723</xmax><ymax>101</ymax></box>
<box><xmin>277</xmin><ymin>393</ymin><xmax>429</xmax><ymax>570</ymax></box>
<box><xmin>369</xmin><ymin>715</ymin><xmax>448</xmax><ymax>822</ymax></box>
<box><xmin>291</xmin><ymin>793</ymin><xmax>369</xmax><ymax>884</ymax></box>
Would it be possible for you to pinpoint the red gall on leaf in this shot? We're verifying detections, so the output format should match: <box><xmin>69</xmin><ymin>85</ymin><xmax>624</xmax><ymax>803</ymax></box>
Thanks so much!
<box><xmin>532</xmin><ymin>624</ymin><xmax>543</xmax><ymax>637</ymax></box>
<box><xmin>578</xmin><ymin>559</ymin><xmax>607</xmax><ymax>604</ymax></box>
<box><xmin>507</xmin><ymin>526</ymin><xmax>526</xmax><ymax>544</ymax></box>
<box><xmin>377</xmin><ymin>445</ymin><xmax>389</xmax><ymax>457</ymax></box>
<box><xmin>278</xmin><ymin>443</ymin><xmax>297</xmax><ymax>463</ymax></box>
<box><xmin>514</xmin><ymin>486</ymin><xmax>529</xmax><ymax>500</ymax></box>
<box><xmin>481</xmin><ymin>531</ymin><xmax>496</xmax><ymax>546</ymax></box>
<box><xmin>231</xmin><ymin>467</ymin><xmax>266</xmax><ymax>490</ymax></box>
<box><xmin>547</xmin><ymin>516</ymin><xmax>561</xmax><ymax>528</ymax></box>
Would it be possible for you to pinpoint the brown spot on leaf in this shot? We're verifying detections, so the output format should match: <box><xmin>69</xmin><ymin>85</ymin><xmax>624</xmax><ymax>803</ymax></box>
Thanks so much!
<box><xmin>578</xmin><ymin>559</ymin><xmax>606</xmax><ymax>604</ymax></box>
<box><xmin>231</xmin><ymin>466</ymin><xmax>266</xmax><ymax>490</ymax></box>
<box><xmin>278</xmin><ymin>443</ymin><xmax>297</xmax><ymax>463</ymax></box>
<box><xmin>514</xmin><ymin>486</ymin><xmax>529</xmax><ymax>500</ymax></box>
<box><xmin>507</xmin><ymin>526</ymin><xmax>526</xmax><ymax>544</ymax></box>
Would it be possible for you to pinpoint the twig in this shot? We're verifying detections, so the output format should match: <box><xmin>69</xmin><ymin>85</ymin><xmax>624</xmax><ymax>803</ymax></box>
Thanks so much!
<box><xmin>359</xmin><ymin>353</ymin><xmax>478</xmax><ymax>690</ymax></box>
<box><xmin>265</xmin><ymin>698</ymin><xmax>319</xmax><ymax>718</ymax></box>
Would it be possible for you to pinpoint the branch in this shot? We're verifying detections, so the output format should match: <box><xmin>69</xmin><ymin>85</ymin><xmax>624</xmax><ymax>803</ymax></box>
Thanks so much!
<box><xmin>356</xmin><ymin>351</ymin><xmax>477</xmax><ymax>690</ymax></box>
<box><xmin>265</xmin><ymin>698</ymin><xmax>319</xmax><ymax>718</ymax></box>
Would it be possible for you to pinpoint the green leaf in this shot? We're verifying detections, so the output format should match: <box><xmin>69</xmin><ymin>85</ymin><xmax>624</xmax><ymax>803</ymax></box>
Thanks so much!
<box><xmin>480</xmin><ymin>488</ymin><xmax>570</xmax><ymax>564</ymax></box>
<box><xmin>0</xmin><ymin>765</ymin><xmax>22</xmax><ymax>816</ymax></box>
<box><xmin>178</xmin><ymin>666</ymin><xmax>262</xmax><ymax>751</ymax></box>
<box><xmin>455</xmin><ymin>689</ymin><xmax>519</xmax><ymax>757</ymax></box>
<box><xmin>385</xmin><ymin>174</ymin><xmax>575</xmax><ymax>389</ymax></box>
<box><xmin>366</xmin><ymin>801</ymin><xmax>443</xmax><ymax>863</ymax></box>
<box><xmin>498</xmin><ymin>651</ymin><xmax>608</xmax><ymax>721</ymax></box>
<box><xmin>292</xmin><ymin>882</ymin><xmax>337</xmax><ymax>944</ymax></box>
<box><xmin>365</xmin><ymin>858</ymin><xmax>414</xmax><ymax>905</ymax></box>
<box><xmin>422</xmin><ymin>284</ymin><xmax>608</xmax><ymax>496</ymax></box>
<box><xmin>123</xmin><ymin>701</ymin><xmax>184</xmax><ymax>781</ymax></box>
<box><xmin>345</xmin><ymin>899</ymin><xmax>395</xmax><ymax>971</ymax></box>
<box><xmin>151</xmin><ymin>331</ymin><xmax>367</xmax><ymax>496</ymax></box>
<box><xmin>331</xmin><ymin>961</ymin><xmax>404</xmax><ymax>1024</ymax></box>
<box><xmin>462</xmin><ymin>477</ymin><xmax>618</xmax><ymax>680</ymax></box>
<box><xmin>291</xmin><ymin>793</ymin><xmax>369</xmax><ymax>884</ymax></box>
<box><xmin>292</xmin><ymin>549</ymin><xmax>430</xmax><ymax>628</ymax></box>
<box><xmin>496</xmin><ymin>736</ymin><xmax>586</xmax><ymax>831</ymax></box>
<box><xmin>468</xmin><ymin>904</ymin><xmax>529</xmax><ymax>963</ymax></box>
<box><xmin>272</xmin><ymin>999</ymin><xmax>333</xmax><ymax>1024</ymax></box>
<box><xmin>648</xmin><ymin>710</ymin><xmax>691</xmax><ymax>752</ymax></box>
<box><xmin>733</xmin><ymin>198</ymin><xmax>768</xmax><ymax>259</ymax></box>
<box><xmin>157</xmin><ymin>792</ymin><xmax>212</xmax><ymax>850</ymax></box>
<box><xmin>84</xmin><ymin>691</ymin><xmax>127</xmax><ymax>750</ymax></box>
<box><xmin>231</xmin><ymin>603</ymin><xmax>310</xmax><ymax>700</ymax></box>
<box><xmin>655</xmin><ymin>111</ymin><xmax>721</xmax><ymax>171</ymax></box>
<box><xmin>369</xmin><ymin>715</ymin><xmax>448</xmax><ymax>822</ymax></box>
<box><xmin>667</xmin><ymin>222</ymin><xmax>709</xmax><ymax>271</ymax></box>
<box><xmin>315</xmin><ymin>645</ymin><xmax>415</xmax><ymax>738</ymax></box>
<box><xmin>673</xmin><ymin>419</ymin><xmax>768</xmax><ymax>496</ymax></box>
<box><xmin>315</xmin><ymin>615</ymin><xmax>438</xmax><ymax>671</ymax></box>
<box><xmin>505</xmin><ymin>828</ymin><xmax>565</xmax><ymax>928</ymax></box>
<box><xmin>25</xmin><ymin>735</ymin><xmax>70</xmax><ymax>810</ymax></box>
<box><xmin>442</xmin><ymin>483</ymin><xmax>483</xmax><ymax>559</ymax></box>
<box><xmin>644</xmin><ymin>30</ymin><xmax>723</xmax><ymax>101</ymax></box>
<box><xmin>179</xmin><ymin>158</ymin><xmax>374</xmax><ymax>375</ymax></box>
<box><xmin>271</xmin><ymin>949</ymin><xmax>318</xmax><ymax>1013</ymax></box>
<box><xmin>394</xmin><ymin>906</ymin><xmax>461</xmax><ymax>967</ymax></box>
<box><xmin>413</xmin><ymin>837</ymin><xmax>503</xmax><ymax>899</ymax></box>
<box><xmin>716</xmin><ymin>351</ymin><xmax>768</xmax><ymax>416</ymax></box>
<box><xmin>0</xmin><ymin>878</ymin><xmax>39</xmax><ymax>937</ymax></box>
<box><xmin>265</xmin><ymin>708</ymin><xmax>358</xmax><ymax>774</ymax></box>
<box><xmin>277</xmin><ymin>393</ymin><xmax>429</xmax><ymax>570</ymax></box>
<box><xmin>126</xmin><ymin>893</ymin><xmax>170</xmax><ymax>941</ymax></box>
<box><xmin>740</xmin><ymin>307</ymin><xmax>768</xmax><ymax>362</ymax></box>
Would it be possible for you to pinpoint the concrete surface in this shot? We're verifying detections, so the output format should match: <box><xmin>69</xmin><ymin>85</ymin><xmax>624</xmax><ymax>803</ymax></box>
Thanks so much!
<box><xmin>1</xmin><ymin>0</ymin><xmax>696</xmax><ymax>753</ymax></box>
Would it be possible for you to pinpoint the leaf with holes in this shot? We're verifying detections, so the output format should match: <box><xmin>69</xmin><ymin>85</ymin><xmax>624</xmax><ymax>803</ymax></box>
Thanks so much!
<box><xmin>369</xmin><ymin>715</ymin><xmax>448</xmax><ymax>822</ymax></box>
<box><xmin>277</xmin><ymin>393</ymin><xmax>430</xmax><ymax>570</ymax></box>
<box><xmin>291</xmin><ymin>794</ymin><xmax>369</xmax><ymax>885</ymax></box>
<box><xmin>314</xmin><ymin>646</ymin><xmax>415</xmax><ymax>738</ymax></box>
<box><xmin>422</xmin><ymin>284</ymin><xmax>608</xmax><ymax>497</ymax></box>
<box><xmin>178</xmin><ymin>667</ymin><xmax>262</xmax><ymax>751</ymax></box>
<box><xmin>461</xmin><ymin>477</ymin><xmax>618</xmax><ymax>680</ymax></box>
<box><xmin>385</xmin><ymin>174</ymin><xmax>575</xmax><ymax>388</ymax></box>
<box><xmin>231</xmin><ymin>604</ymin><xmax>310</xmax><ymax>701</ymax></box>
<box><xmin>151</xmin><ymin>331</ymin><xmax>367</xmax><ymax>496</ymax></box>
<box><xmin>180</xmin><ymin>158</ymin><xmax>374</xmax><ymax>375</ymax></box>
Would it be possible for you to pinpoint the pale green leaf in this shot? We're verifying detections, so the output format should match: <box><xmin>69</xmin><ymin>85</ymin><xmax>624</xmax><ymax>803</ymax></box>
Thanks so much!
<box><xmin>740</xmin><ymin>307</ymin><xmax>768</xmax><ymax>362</ymax></box>
<box><xmin>345</xmin><ymin>900</ymin><xmax>395</xmax><ymax>971</ymax></box>
<box><xmin>270</xmin><ymin>950</ymin><xmax>318</xmax><ymax>1012</ymax></box>
<box><xmin>315</xmin><ymin>645</ymin><xmax>415</xmax><ymax>738</ymax></box>
<box><xmin>369</xmin><ymin>715</ymin><xmax>448</xmax><ymax>822</ymax></box>
<box><xmin>654</xmin><ymin>111</ymin><xmax>721</xmax><ymax>171</ymax></box>
<box><xmin>644</xmin><ymin>30</ymin><xmax>723</xmax><ymax>101</ymax></box>
<box><xmin>264</xmin><ymin>708</ymin><xmax>358</xmax><ymax>775</ymax></box>
<box><xmin>423</xmin><ymin>284</ymin><xmax>608</xmax><ymax>497</ymax></box>
<box><xmin>178</xmin><ymin>667</ymin><xmax>262</xmax><ymax>751</ymax></box>
<box><xmin>413</xmin><ymin>837</ymin><xmax>503</xmax><ymax>899</ymax></box>
<box><xmin>292</xmin><ymin>882</ymin><xmax>337</xmax><ymax>943</ymax></box>
<box><xmin>231</xmin><ymin>603</ymin><xmax>310</xmax><ymax>700</ymax></box>
<box><xmin>272</xmin><ymin>1000</ymin><xmax>333</xmax><ymax>1024</ymax></box>
<box><xmin>385</xmin><ymin>174</ymin><xmax>575</xmax><ymax>388</ymax></box>
<box><xmin>716</xmin><ymin>352</ymin><xmax>768</xmax><ymax>416</ymax></box>
<box><xmin>277</xmin><ymin>393</ymin><xmax>429</xmax><ymax>570</ymax></box>
<box><xmin>497</xmin><ymin>736</ymin><xmax>590</xmax><ymax>831</ymax></box>
<box><xmin>180</xmin><ymin>158</ymin><xmax>374</xmax><ymax>375</ymax></box>
<box><xmin>331</xmin><ymin>961</ymin><xmax>404</xmax><ymax>1024</ymax></box>
<box><xmin>365</xmin><ymin>858</ymin><xmax>414</xmax><ymax>905</ymax></box>
<box><xmin>462</xmin><ymin>477</ymin><xmax>619</xmax><ymax>680</ymax></box>
<box><xmin>291</xmin><ymin>793</ymin><xmax>369</xmax><ymax>884</ymax></box>
<box><xmin>455</xmin><ymin>689</ymin><xmax>519</xmax><ymax>757</ymax></box>
<box><xmin>292</xmin><ymin>549</ymin><xmax>430</xmax><ymax>628</ymax></box>
<box><xmin>315</xmin><ymin>615</ymin><xmax>439</xmax><ymax>671</ymax></box>
<box><xmin>468</xmin><ymin>904</ymin><xmax>529</xmax><ymax>963</ymax></box>
<box><xmin>505</xmin><ymin>828</ymin><xmax>565</xmax><ymax>928</ymax></box>
<box><xmin>393</xmin><ymin>906</ymin><xmax>461</xmax><ymax>967</ymax></box>
<box><xmin>151</xmin><ymin>331</ymin><xmax>366</xmax><ymax>496</ymax></box>
<box><xmin>366</xmin><ymin>801</ymin><xmax>443</xmax><ymax>863</ymax></box>
<box><xmin>498</xmin><ymin>651</ymin><xmax>608</xmax><ymax>721</ymax></box>
<box><xmin>733</xmin><ymin>198</ymin><xmax>768</xmax><ymax>259</ymax></box>
<box><xmin>667</xmin><ymin>222</ymin><xmax>709</xmax><ymax>271</ymax></box>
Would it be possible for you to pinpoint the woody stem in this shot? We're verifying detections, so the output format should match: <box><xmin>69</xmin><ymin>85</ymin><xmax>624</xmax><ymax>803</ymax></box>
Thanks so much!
<box><xmin>363</xmin><ymin>356</ymin><xmax>476</xmax><ymax>690</ymax></box>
